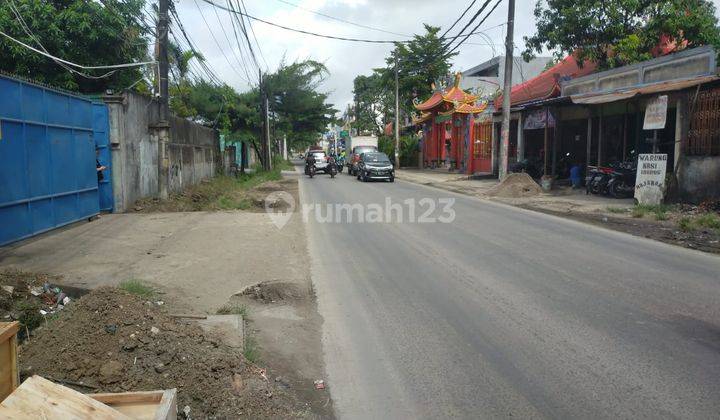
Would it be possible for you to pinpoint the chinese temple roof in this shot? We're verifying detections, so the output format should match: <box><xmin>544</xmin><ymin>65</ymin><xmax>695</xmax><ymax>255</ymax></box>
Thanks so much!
<box><xmin>412</xmin><ymin>112</ymin><xmax>433</xmax><ymax>124</ymax></box>
<box><xmin>414</xmin><ymin>90</ymin><xmax>444</xmax><ymax>111</ymax></box>
<box><xmin>438</xmin><ymin>102</ymin><xmax>488</xmax><ymax>116</ymax></box>
<box><xmin>414</xmin><ymin>73</ymin><xmax>477</xmax><ymax>111</ymax></box>
<box><xmin>442</xmin><ymin>73</ymin><xmax>478</xmax><ymax>104</ymax></box>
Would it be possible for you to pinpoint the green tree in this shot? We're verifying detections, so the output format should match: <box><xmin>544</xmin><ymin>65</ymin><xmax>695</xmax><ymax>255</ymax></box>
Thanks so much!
<box><xmin>0</xmin><ymin>0</ymin><xmax>151</xmax><ymax>92</ymax></box>
<box><xmin>352</xmin><ymin>24</ymin><xmax>456</xmax><ymax>135</ymax></box>
<box><xmin>523</xmin><ymin>0</ymin><xmax>720</xmax><ymax>69</ymax></box>
<box><xmin>263</xmin><ymin>59</ymin><xmax>338</xmax><ymax>151</ymax></box>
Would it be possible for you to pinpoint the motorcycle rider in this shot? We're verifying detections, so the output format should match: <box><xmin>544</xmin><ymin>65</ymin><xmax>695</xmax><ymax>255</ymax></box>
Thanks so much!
<box><xmin>305</xmin><ymin>151</ymin><xmax>317</xmax><ymax>175</ymax></box>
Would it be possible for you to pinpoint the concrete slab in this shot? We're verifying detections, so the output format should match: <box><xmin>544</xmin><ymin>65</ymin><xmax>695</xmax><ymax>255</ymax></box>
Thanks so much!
<box><xmin>0</xmin><ymin>209</ymin><xmax>308</xmax><ymax>314</ymax></box>
<box><xmin>197</xmin><ymin>314</ymin><xmax>244</xmax><ymax>350</ymax></box>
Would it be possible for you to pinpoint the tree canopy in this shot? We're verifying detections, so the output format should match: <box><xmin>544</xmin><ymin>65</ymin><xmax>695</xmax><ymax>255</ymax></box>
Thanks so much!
<box><xmin>523</xmin><ymin>0</ymin><xmax>720</xmax><ymax>68</ymax></box>
<box><xmin>352</xmin><ymin>24</ymin><xmax>456</xmax><ymax>136</ymax></box>
<box><xmin>0</xmin><ymin>0</ymin><xmax>150</xmax><ymax>93</ymax></box>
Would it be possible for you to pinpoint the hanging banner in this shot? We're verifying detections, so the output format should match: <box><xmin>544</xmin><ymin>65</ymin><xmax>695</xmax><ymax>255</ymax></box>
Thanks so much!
<box><xmin>643</xmin><ymin>95</ymin><xmax>668</xmax><ymax>130</ymax></box>
<box><xmin>634</xmin><ymin>153</ymin><xmax>668</xmax><ymax>205</ymax></box>
<box><xmin>523</xmin><ymin>108</ymin><xmax>556</xmax><ymax>130</ymax></box>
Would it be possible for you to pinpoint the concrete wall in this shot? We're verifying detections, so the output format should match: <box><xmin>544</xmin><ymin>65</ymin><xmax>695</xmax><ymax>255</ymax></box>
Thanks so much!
<box><xmin>168</xmin><ymin>116</ymin><xmax>219</xmax><ymax>193</ymax></box>
<box><xmin>104</xmin><ymin>91</ymin><xmax>219</xmax><ymax>212</ymax></box>
<box><xmin>562</xmin><ymin>46</ymin><xmax>716</xmax><ymax>96</ymax></box>
<box><xmin>676</xmin><ymin>156</ymin><xmax>720</xmax><ymax>203</ymax></box>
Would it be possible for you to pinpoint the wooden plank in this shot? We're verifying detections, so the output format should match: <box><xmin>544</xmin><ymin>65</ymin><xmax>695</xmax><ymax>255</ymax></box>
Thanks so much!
<box><xmin>155</xmin><ymin>389</ymin><xmax>177</xmax><ymax>420</ymax></box>
<box><xmin>0</xmin><ymin>341</ymin><xmax>13</xmax><ymax>401</ymax></box>
<box><xmin>90</xmin><ymin>388</ymin><xmax>177</xmax><ymax>420</ymax></box>
<box><xmin>0</xmin><ymin>375</ymin><xmax>132</xmax><ymax>419</ymax></box>
<box><xmin>90</xmin><ymin>390</ymin><xmax>163</xmax><ymax>405</ymax></box>
<box><xmin>0</xmin><ymin>322</ymin><xmax>19</xmax><ymax>402</ymax></box>
<box><xmin>0</xmin><ymin>322</ymin><xmax>19</xmax><ymax>345</ymax></box>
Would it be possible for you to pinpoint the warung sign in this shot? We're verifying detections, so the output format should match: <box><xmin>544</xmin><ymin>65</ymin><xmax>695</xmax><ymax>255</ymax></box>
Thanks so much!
<box><xmin>634</xmin><ymin>154</ymin><xmax>668</xmax><ymax>205</ymax></box>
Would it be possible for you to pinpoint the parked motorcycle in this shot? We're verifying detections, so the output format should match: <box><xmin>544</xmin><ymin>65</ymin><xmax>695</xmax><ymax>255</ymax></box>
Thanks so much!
<box><xmin>586</xmin><ymin>159</ymin><xmax>637</xmax><ymax>197</ymax></box>
<box><xmin>585</xmin><ymin>165</ymin><xmax>613</xmax><ymax>195</ymax></box>
<box><xmin>606</xmin><ymin>161</ymin><xmax>637</xmax><ymax>198</ymax></box>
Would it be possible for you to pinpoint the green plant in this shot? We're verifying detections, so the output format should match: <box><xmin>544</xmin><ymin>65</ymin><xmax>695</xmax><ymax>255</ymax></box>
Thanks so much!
<box><xmin>243</xmin><ymin>335</ymin><xmax>261</xmax><ymax>363</ymax></box>
<box><xmin>119</xmin><ymin>279</ymin><xmax>154</xmax><ymax>298</ymax></box>
<box><xmin>606</xmin><ymin>207</ymin><xmax>627</xmax><ymax>214</ymax></box>
<box><xmin>678</xmin><ymin>217</ymin><xmax>692</xmax><ymax>231</ymax></box>
<box><xmin>16</xmin><ymin>300</ymin><xmax>43</xmax><ymax>330</ymax></box>
<box><xmin>631</xmin><ymin>207</ymin><xmax>646</xmax><ymax>218</ymax></box>
<box><xmin>694</xmin><ymin>213</ymin><xmax>720</xmax><ymax>230</ymax></box>
<box><xmin>655</xmin><ymin>211</ymin><xmax>669</xmax><ymax>221</ymax></box>
<box><xmin>216</xmin><ymin>303</ymin><xmax>248</xmax><ymax>317</ymax></box>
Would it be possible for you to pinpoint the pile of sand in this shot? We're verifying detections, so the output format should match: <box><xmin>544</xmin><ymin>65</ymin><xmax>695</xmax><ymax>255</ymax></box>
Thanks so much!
<box><xmin>486</xmin><ymin>172</ymin><xmax>542</xmax><ymax>198</ymax></box>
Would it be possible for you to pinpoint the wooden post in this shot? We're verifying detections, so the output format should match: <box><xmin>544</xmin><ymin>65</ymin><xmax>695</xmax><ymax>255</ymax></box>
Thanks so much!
<box><xmin>0</xmin><ymin>322</ymin><xmax>20</xmax><ymax>402</ymax></box>
<box><xmin>622</xmin><ymin>103</ymin><xmax>628</xmax><ymax>161</ymax></box>
<box><xmin>586</xmin><ymin>112</ymin><xmax>592</xmax><ymax>170</ymax></box>
<box><xmin>517</xmin><ymin>112</ymin><xmax>524</xmax><ymax>161</ymax></box>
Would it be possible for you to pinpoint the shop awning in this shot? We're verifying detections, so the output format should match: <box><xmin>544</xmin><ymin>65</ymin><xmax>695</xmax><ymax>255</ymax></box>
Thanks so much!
<box><xmin>571</xmin><ymin>75</ymin><xmax>720</xmax><ymax>104</ymax></box>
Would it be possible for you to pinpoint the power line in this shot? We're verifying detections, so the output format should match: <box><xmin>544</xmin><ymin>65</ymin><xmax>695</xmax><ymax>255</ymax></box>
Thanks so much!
<box><xmin>273</xmin><ymin>0</ymin><xmax>411</xmax><ymax>38</ymax></box>
<box><xmin>199</xmin><ymin>0</ymin><xmax>402</xmax><ymax>44</ymax></box>
<box><xmin>239</xmin><ymin>0</ymin><xmax>268</xmax><ymax>70</ymax></box>
<box><xmin>444</xmin><ymin>0</ymin><xmax>502</xmax><ymax>57</ymax></box>
<box><xmin>442</xmin><ymin>0</ymin><xmax>493</xmax><ymax>51</ymax></box>
<box><xmin>192</xmin><ymin>0</ymin><xmax>252</xmax><ymax>84</ymax></box>
<box><xmin>440</xmin><ymin>0</ymin><xmax>479</xmax><ymax>39</ymax></box>
<box><xmin>0</xmin><ymin>29</ymin><xmax>155</xmax><ymax>70</ymax></box>
<box><xmin>167</xmin><ymin>10</ymin><xmax>224</xmax><ymax>86</ymax></box>
<box><xmin>225</xmin><ymin>0</ymin><xmax>257</xmax><ymax>82</ymax></box>
<box><xmin>208</xmin><ymin>0</ymin><xmax>254</xmax><ymax>83</ymax></box>
<box><xmin>229</xmin><ymin>0</ymin><xmax>262</xmax><ymax>75</ymax></box>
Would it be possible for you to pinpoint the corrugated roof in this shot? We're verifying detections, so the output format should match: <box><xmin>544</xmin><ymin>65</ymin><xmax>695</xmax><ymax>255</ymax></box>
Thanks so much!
<box><xmin>495</xmin><ymin>55</ymin><xmax>596</xmax><ymax>109</ymax></box>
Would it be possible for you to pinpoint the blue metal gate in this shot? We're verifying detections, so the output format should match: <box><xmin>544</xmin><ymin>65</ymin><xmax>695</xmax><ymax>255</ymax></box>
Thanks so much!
<box><xmin>0</xmin><ymin>75</ymin><xmax>109</xmax><ymax>246</ymax></box>
<box><xmin>93</xmin><ymin>102</ymin><xmax>113</xmax><ymax>212</ymax></box>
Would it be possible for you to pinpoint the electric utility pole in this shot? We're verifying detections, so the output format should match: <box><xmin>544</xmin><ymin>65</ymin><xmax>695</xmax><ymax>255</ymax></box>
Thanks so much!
<box><xmin>394</xmin><ymin>54</ymin><xmax>400</xmax><ymax>168</ymax></box>
<box><xmin>156</xmin><ymin>0</ymin><xmax>170</xmax><ymax>199</ymax></box>
<box><xmin>259</xmin><ymin>70</ymin><xmax>272</xmax><ymax>171</ymax></box>
<box><xmin>157</xmin><ymin>0</ymin><xmax>169</xmax><ymax>122</ymax></box>
<box><xmin>499</xmin><ymin>0</ymin><xmax>515</xmax><ymax>179</ymax></box>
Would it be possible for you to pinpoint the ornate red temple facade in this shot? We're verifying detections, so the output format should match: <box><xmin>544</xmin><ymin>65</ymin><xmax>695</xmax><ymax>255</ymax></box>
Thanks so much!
<box><xmin>413</xmin><ymin>74</ymin><xmax>489</xmax><ymax>174</ymax></box>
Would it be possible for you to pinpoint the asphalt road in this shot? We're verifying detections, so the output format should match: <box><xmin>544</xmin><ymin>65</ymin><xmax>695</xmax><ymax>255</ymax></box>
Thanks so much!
<box><xmin>300</xmin><ymin>165</ymin><xmax>720</xmax><ymax>419</ymax></box>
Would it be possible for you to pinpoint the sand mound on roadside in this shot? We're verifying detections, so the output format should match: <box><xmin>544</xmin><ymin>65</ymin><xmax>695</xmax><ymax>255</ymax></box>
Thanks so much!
<box><xmin>486</xmin><ymin>172</ymin><xmax>542</xmax><ymax>198</ymax></box>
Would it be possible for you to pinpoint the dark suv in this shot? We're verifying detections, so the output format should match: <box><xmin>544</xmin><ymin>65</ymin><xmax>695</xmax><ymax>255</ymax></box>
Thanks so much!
<box><xmin>349</xmin><ymin>145</ymin><xmax>378</xmax><ymax>176</ymax></box>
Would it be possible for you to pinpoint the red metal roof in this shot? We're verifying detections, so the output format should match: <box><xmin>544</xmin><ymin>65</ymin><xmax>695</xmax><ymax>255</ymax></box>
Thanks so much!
<box><xmin>495</xmin><ymin>55</ymin><xmax>597</xmax><ymax>109</ymax></box>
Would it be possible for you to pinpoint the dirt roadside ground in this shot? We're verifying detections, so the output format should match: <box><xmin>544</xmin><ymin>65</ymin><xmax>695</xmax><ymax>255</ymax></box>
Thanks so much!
<box><xmin>395</xmin><ymin>170</ymin><xmax>720</xmax><ymax>254</ymax></box>
<box><xmin>0</xmin><ymin>173</ymin><xmax>334</xmax><ymax>418</ymax></box>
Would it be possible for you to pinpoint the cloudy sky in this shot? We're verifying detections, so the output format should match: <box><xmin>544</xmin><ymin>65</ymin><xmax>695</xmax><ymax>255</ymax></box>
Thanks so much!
<box><xmin>175</xmin><ymin>0</ymin><xmax>720</xmax><ymax>112</ymax></box>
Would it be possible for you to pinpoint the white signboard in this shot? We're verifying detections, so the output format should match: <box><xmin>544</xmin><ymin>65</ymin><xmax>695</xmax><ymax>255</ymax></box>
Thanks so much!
<box><xmin>634</xmin><ymin>154</ymin><xmax>668</xmax><ymax>205</ymax></box>
<box><xmin>643</xmin><ymin>95</ymin><xmax>668</xmax><ymax>130</ymax></box>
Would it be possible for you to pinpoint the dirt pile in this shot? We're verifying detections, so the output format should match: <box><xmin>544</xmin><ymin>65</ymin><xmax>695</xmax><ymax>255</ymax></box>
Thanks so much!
<box><xmin>0</xmin><ymin>270</ymin><xmax>74</xmax><ymax>336</ymax></box>
<box><xmin>486</xmin><ymin>173</ymin><xmax>542</xmax><ymax>198</ymax></box>
<box><xmin>19</xmin><ymin>287</ymin><xmax>307</xmax><ymax>418</ymax></box>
